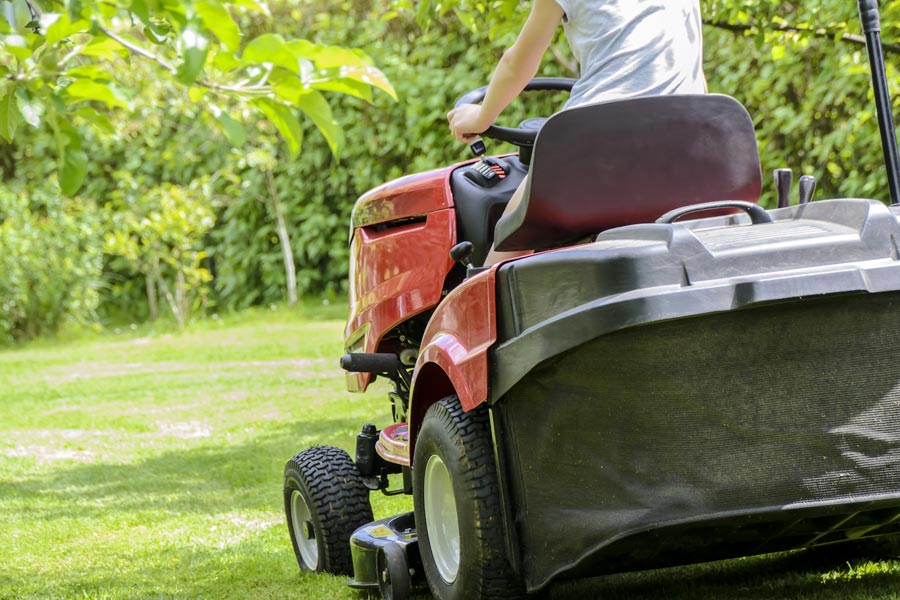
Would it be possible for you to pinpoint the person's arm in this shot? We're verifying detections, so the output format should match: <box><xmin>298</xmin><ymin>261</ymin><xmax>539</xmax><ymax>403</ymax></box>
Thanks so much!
<box><xmin>448</xmin><ymin>0</ymin><xmax>564</xmax><ymax>143</ymax></box>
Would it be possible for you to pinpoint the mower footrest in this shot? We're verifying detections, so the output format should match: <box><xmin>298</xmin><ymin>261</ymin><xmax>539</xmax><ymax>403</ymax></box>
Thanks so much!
<box><xmin>376</xmin><ymin>423</ymin><xmax>410</xmax><ymax>466</ymax></box>
<box><xmin>340</xmin><ymin>353</ymin><xmax>403</xmax><ymax>374</ymax></box>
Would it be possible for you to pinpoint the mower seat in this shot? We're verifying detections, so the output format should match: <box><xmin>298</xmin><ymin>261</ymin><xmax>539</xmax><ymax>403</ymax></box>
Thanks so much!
<box><xmin>493</xmin><ymin>94</ymin><xmax>763</xmax><ymax>251</ymax></box>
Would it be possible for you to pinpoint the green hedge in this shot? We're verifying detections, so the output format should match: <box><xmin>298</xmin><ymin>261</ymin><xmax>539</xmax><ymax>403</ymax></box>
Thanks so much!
<box><xmin>0</xmin><ymin>187</ymin><xmax>103</xmax><ymax>342</ymax></box>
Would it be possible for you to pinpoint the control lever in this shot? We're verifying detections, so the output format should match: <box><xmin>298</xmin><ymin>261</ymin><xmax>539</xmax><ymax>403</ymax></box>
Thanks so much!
<box><xmin>450</xmin><ymin>241</ymin><xmax>475</xmax><ymax>270</ymax></box>
<box><xmin>774</xmin><ymin>168</ymin><xmax>793</xmax><ymax>208</ymax></box>
<box><xmin>450</xmin><ymin>241</ymin><xmax>488</xmax><ymax>278</ymax></box>
<box><xmin>799</xmin><ymin>175</ymin><xmax>817</xmax><ymax>204</ymax></box>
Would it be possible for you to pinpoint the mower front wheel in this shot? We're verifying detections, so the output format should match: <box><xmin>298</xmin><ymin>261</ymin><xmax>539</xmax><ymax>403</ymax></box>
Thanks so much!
<box><xmin>283</xmin><ymin>445</ymin><xmax>374</xmax><ymax>575</ymax></box>
<box><xmin>413</xmin><ymin>396</ymin><xmax>526</xmax><ymax>600</ymax></box>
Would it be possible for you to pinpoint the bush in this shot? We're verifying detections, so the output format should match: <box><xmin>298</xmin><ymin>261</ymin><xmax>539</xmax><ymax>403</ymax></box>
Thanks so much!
<box><xmin>0</xmin><ymin>187</ymin><xmax>104</xmax><ymax>343</ymax></box>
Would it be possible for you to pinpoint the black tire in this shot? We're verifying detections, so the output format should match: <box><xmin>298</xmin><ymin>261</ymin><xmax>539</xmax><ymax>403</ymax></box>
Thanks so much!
<box><xmin>413</xmin><ymin>396</ymin><xmax>526</xmax><ymax>600</ymax></box>
<box><xmin>283</xmin><ymin>445</ymin><xmax>373</xmax><ymax>575</ymax></box>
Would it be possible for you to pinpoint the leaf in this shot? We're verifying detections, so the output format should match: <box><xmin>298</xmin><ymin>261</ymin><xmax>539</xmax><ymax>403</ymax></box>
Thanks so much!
<box><xmin>59</xmin><ymin>125</ymin><xmax>87</xmax><ymax>196</ymax></box>
<box><xmin>230</xmin><ymin>0</ymin><xmax>270</xmax><ymax>16</ymax></box>
<box><xmin>194</xmin><ymin>0</ymin><xmax>241</xmax><ymax>52</ymax></box>
<box><xmin>38</xmin><ymin>12</ymin><xmax>61</xmax><ymax>33</ymax></box>
<box><xmin>144</xmin><ymin>25</ymin><xmax>169</xmax><ymax>45</ymax></box>
<box><xmin>65</xmin><ymin>0</ymin><xmax>84</xmax><ymax>21</ymax></box>
<box><xmin>310</xmin><ymin>78</ymin><xmax>373</xmax><ymax>103</ymax></box>
<box><xmin>337</xmin><ymin>65</ymin><xmax>397</xmax><ymax>100</ymax></box>
<box><xmin>254</xmin><ymin>98</ymin><xmax>303</xmax><ymax>157</ymax></box>
<box><xmin>0</xmin><ymin>89</ymin><xmax>21</xmax><ymax>142</ymax></box>
<box><xmin>3</xmin><ymin>35</ymin><xmax>33</xmax><ymax>61</ymax></box>
<box><xmin>15</xmin><ymin>87</ymin><xmax>42</xmax><ymax>127</ymax></box>
<box><xmin>65</xmin><ymin>78</ymin><xmax>130</xmax><ymax>109</ymax></box>
<box><xmin>242</xmin><ymin>33</ymin><xmax>297</xmax><ymax>74</ymax></box>
<box><xmin>273</xmin><ymin>82</ymin><xmax>342</xmax><ymax>157</ymax></box>
<box><xmin>65</xmin><ymin>64</ymin><xmax>111</xmax><ymax>80</ymax></box>
<box><xmin>454</xmin><ymin>8</ymin><xmax>478</xmax><ymax>32</ymax></box>
<box><xmin>211</xmin><ymin>48</ymin><xmax>240</xmax><ymax>71</ymax></box>
<box><xmin>284</xmin><ymin>39</ymin><xmax>318</xmax><ymax>58</ymax></box>
<box><xmin>215</xmin><ymin>110</ymin><xmax>246</xmax><ymax>147</ymax></box>
<box><xmin>299</xmin><ymin>93</ymin><xmax>343</xmax><ymax>158</ymax></box>
<box><xmin>175</xmin><ymin>26</ymin><xmax>210</xmax><ymax>85</ymax></box>
<box><xmin>74</xmin><ymin>107</ymin><xmax>115</xmax><ymax>134</ymax></box>
<box><xmin>130</xmin><ymin>0</ymin><xmax>150</xmax><ymax>24</ymax></box>
<box><xmin>188</xmin><ymin>86</ymin><xmax>208</xmax><ymax>102</ymax></box>
<box><xmin>771</xmin><ymin>44</ymin><xmax>786</xmax><ymax>61</ymax></box>
<box><xmin>79</xmin><ymin>36</ymin><xmax>129</xmax><ymax>60</ymax></box>
<box><xmin>312</xmin><ymin>65</ymin><xmax>396</xmax><ymax>102</ymax></box>
<box><xmin>44</xmin><ymin>12</ymin><xmax>89</xmax><ymax>45</ymax></box>
<box><xmin>310</xmin><ymin>45</ymin><xmax>372</xmax><ymax>69</ymax></box>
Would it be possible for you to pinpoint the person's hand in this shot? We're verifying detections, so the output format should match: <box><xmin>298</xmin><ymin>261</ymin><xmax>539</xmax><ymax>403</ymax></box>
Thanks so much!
<box><xmin>447</xmin><ymin>104</ymin><xmax>492</xmax><ymax>143</ymax></box>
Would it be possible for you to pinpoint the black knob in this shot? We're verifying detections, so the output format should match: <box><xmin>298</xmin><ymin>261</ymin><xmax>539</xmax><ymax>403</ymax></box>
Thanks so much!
<box><xmin>450</xmin><ymin>241</ymin><xmax>475</xmax><ymax>268</ymax></box>
<box><xmin>799</xmin><ymin>175</ymin><xmax>817</xmax><ymax>204</ymax></box>
<box><xmin>774</xmin><ymin>168</ymin><xmax>793</xmax><ymax>208</ymax></box>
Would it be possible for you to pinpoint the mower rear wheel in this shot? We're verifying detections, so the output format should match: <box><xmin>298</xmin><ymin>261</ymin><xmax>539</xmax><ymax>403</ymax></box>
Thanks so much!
<box><xmin>284</xmin><ymin>445</ymin><xmax>373</xmax><ymax>575</ymax></box>
<box><xmin>413</xmin><ymin>396</ymin><xmax>526</xmax><ymax>600</ymax></box>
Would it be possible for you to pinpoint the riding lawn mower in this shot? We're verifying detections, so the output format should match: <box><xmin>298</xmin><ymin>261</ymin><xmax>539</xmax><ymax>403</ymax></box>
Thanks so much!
<box><xmin>283</xmin><ymin>2</ymin><xmax>900</xmax><ymax>598</ymax></box>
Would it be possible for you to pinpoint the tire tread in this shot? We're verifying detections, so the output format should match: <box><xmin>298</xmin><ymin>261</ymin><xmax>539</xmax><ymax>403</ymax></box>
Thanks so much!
<box><xmin>416</xmin><ymin>396</ymin><xmax>527</xmax><ymax>599</ymax></box>
<box><xmin>284</xmin><ymin>445</ymin><xmax>373</xmax><ymax>575</ymax></box>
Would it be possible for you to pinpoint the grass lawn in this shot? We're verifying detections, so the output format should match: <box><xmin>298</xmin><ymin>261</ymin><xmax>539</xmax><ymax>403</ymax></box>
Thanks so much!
<box><xmin>2</xmin><ymin>304</ymin><xmax>900</xmax><ymax>599</ymax></box>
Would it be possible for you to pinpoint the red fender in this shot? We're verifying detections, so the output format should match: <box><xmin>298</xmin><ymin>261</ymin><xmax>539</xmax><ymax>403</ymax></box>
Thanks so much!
<box><xmin>344</xmin><ymin>165</ymin><xmax>461</xmax><ymax>392</ymax></box>
<box><xmin>408</xmin><ymin>268</ymin><xmax>498</xmax><ymax>453</ymax></box>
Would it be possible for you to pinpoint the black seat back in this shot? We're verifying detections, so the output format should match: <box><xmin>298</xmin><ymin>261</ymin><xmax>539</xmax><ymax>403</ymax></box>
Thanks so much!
<box><xmin>493</xmin><ymin>94</ymin><xmax>762</xmax><ymax>251</ymax></box>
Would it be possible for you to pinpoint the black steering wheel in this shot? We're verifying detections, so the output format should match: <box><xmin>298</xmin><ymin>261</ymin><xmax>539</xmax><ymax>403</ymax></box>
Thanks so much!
<box><xmin>454</xmin><ymin>77</ymin><xmax>576</xmax><ymax>147</ymax></box>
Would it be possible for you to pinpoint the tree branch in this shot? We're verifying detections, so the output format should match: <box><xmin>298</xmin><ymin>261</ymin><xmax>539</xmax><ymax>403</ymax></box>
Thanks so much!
<box><xmin>94</xmin><ymin>23</ymin><xmax>273</xmax><ymax>95</ymax></box>
<box><xmin>95</xmin><ymin>23</ymin><xmax>177</xmax><ymax>73</ymax></box>
<box><xmin>23</xmin><ymin>0</ymin><xmax>41</xmax><ymax>21</ymax></box>
<box><xmin>703</xmin><ymin>19</ymin><xmax>900</xmax><ymax>55</ymax></box>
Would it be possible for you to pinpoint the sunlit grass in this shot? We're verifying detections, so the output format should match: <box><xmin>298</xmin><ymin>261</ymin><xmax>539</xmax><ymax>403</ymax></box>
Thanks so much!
<box><xmin>1</xmin><ymin>304</ymin><xmax>900</xmax><ymax>599</ymax></box>
<box><xmin>0</xmin><ymin>303</ymin><xmax>408</xmax><ymax>600</ymax></box>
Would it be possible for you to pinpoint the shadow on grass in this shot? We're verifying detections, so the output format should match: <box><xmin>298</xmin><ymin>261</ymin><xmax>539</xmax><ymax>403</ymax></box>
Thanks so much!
<box><xmin>0</xmin><ymin>416</ymin><xmax>363</xmax><ymax>520</ymax></box>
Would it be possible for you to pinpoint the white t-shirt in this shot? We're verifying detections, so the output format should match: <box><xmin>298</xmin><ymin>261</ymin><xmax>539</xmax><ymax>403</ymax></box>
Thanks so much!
<box><xmin>554</xmin><ymin>0</ymin><xmax>707</xmax><ymax>109</ymax></box>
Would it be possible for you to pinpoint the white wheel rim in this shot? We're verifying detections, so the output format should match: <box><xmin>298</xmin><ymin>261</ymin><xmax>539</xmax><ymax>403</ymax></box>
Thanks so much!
<box><xmin>290</xmin><ymin>489</ymin><xmax>318</xmax><ymax>568</ymax></box>
<box><xmin>424</xmin><ymin>454</ymin><xmax>460</xmax><ymax>584</ymax></box>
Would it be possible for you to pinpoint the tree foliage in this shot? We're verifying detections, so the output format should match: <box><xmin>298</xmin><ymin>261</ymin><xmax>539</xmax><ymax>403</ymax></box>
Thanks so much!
<box><xmin>0</xmin><ymin>0</ymin><xmax>395</xmax><ymax>193</ymax></box>
<box><xmin>5</xmin><ymin>0</ymin><xmax>900</xmax><ymax>341</ymax></box>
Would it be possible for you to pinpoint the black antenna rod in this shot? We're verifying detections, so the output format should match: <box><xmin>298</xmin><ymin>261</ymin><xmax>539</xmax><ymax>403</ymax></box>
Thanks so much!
<box><xmin>858</xmin><ymin>0</ymin><xmax>900</xmax><ymax>204</ymax></box>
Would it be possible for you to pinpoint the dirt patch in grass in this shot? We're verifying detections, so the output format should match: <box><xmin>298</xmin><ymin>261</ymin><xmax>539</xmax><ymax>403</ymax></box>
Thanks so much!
<box><xmin>0</xmin><ymin>421</ymin><xmax>218</xmax><ymax>463</ymax></box>
<box><xmin>0</xmin><ymin>429</ymin><xmax>107</xmax><ymax>464</ymax></box>
<box><xmin>3</xmin><ymin>445</ymin><xmax>97</xmax><ymax>463</ymax></box>
<box><xmin>43</xmin><ymin>358</ymin><xmax>333</xmax><ymax>384</ymax></box>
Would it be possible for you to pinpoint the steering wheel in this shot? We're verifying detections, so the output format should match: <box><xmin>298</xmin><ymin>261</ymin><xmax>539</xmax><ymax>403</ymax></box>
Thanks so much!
<box><xmin>454</xmin><ymin>77</ymin><xmax>576</xmax><ymax>147</ymax></box>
